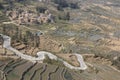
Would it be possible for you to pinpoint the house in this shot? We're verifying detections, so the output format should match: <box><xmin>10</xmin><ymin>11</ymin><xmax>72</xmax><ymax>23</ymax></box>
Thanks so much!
<box><xmin>6</xmin><ymin>9</ymin><xmax>54</xmax><ymax>24</ymax></box>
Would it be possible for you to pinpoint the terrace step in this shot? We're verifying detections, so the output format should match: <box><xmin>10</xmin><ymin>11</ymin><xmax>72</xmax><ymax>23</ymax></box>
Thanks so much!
<box><xmin>5</xmin><ymin>59</ymin><xmax>27</xmax><ymax>74</ymax></box>
<box><xmin>20</xmin><ymin>62</ymin><xmax>37</xmax><ymax>80</ymax></box>
<box><xmin>61</xmin><ymin>68</ymin><xmax>67</xmax><ymax>80</ymax></box>
<box><xmin>3</xmin><ymin>60</ymin><xmax>14</xmax><ymax>70</ymax></box>
<box><xmin>24</xmin><ymin>63</ymin><xmax>43</xmax><ymax>80</ymax></box>
<box><xmin>42</xmin><ymin>65</ymin><xmax>58</xmax><ymax>80</ymax></box>
<box><xmin>0</xmin><ymin>60</ymin><xmax>13</xmax><ymax>71</ymax></box>
<box><xmin>0</xmin><ymin>61</ymin><xmax>5</xmax><ymax>68</ymax></box>
<box><xmin>6</xmin><ymin>61</ymin><xmax>29</xmax><ymax>80</ymax></box>
<box><xmin>68</xmin><ymin>70</ymin><xmax>82</xmax><ymax>80</ymax></box>
<box><xmin>48</xmin><ymin>67</ymin><xmax>59</xmax><ymax>80</ymax></box>
<box><xmin>31</xmin><ymin>64</ymin><xmax>46</xmax><ymax>80</ymax></box>
<box><xmin>40</xmin><ymin>64</ymin><xmax>47</xmax><ymax>80</ymax></box>
<box><xmin>0</xmin><ymin>70</ymin><xmax>3</xmax><ymax>80</ymax></box>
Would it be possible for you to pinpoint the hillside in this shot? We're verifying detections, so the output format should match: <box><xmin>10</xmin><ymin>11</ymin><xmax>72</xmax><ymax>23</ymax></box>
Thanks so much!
<box><xmin>0</xmin><ymin>0</ymin><xmax>120</xmax><ymax>80</ymax></box>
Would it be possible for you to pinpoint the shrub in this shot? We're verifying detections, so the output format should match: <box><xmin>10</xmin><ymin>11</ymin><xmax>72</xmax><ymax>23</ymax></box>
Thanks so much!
<box><xmin>36</xmin><ymin>6</ymin><xmax>47</xmax><ymax>13</ymax></box>
<box><xmin>64</xmin><ymin>71</ymin><xmax>73</xmax><ymax>80</ymax></box>
<box><xmin>43</xmin><ymin>55</ymin><xmax>65</xmax><ymax>67</ymax></box>
<box><xmin>0</xmin><ymin>3</ymin><xmax>4</xmax><ymax>10</ymax></box>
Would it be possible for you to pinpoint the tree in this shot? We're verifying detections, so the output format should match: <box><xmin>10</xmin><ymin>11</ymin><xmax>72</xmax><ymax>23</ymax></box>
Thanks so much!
<box><xmin>66</xmin><ymin>12</ymin><xmax>70</xmax><ymax>20</ymax></box>
<box><xmin>2</xmin><ymin>27</ymin><xmax>6</xmax><ymax>34</ymax></box>
<box><xmin>36</xmin><ymin>6</ymin><xmax>47</xmax><ymax>13</ymax></box>
<box><xmin>0</xmin><ymin>3</ymin><xmax>4</xmax><ymax>10</ymax></box>
<box><xmin>52</xmin><ymin>0</ymin><xmax>68</xmax><ymax>8</ymax></box>
<box><xmin>58</xmin><ymin>12</ymin><xmax>70</xmax><ymax>20</ymax></box>
<box><xmin>69</xmin><ymin>3</ymin><xmax>79</xmax><ymax>9</ymax></box>
<box><xmin>15</xmin><ymin>27</ymin><xmax>19</xmax><ymax>42</ymax></box>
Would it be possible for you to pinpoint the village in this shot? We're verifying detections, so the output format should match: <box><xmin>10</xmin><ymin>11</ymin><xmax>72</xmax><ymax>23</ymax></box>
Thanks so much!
<box><xmin>6</xmin><ymin>8</ymin><xmax>54</xmax><ymax>25</ymax></box>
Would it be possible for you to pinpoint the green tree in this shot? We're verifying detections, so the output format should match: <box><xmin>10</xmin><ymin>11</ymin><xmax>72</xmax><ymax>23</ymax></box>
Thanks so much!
<box><xmin>66</xmin><ymin>12</ymin><xmax>70</xmax><ymax>20</ymax></box>
<box><xmin>36</xmin><ymin>6</ymin><xmax>47</xmax><ymax>13</ymax></box>
<box><xmin>0</xmin><ymin>3</ymin><xmax>4</xmax><ymax>10</ymax></box>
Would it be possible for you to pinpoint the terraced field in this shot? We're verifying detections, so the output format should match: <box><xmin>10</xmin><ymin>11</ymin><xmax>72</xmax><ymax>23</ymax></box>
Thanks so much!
<box><xmin>0</xmin><ymin>58</ymin><xmax>76</xmax><ymax>80</ymax></box>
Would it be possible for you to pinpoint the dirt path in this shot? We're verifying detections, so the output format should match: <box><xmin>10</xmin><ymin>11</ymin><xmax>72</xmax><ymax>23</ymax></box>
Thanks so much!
<box><xmin>0</xmin><ymin>34</ymin><xmax>87</xmax><ymax>70</ymax></box>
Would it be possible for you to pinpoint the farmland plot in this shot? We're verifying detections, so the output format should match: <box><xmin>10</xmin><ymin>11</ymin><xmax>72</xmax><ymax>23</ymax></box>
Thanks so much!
<box><xmin>42</xmin><ymin>64</ymin><xmax>58</xmax><ymax>80</ymax></box>
<box><xmin>31</xmin><ymin>64</ymin><xmax>47</xmax><ymax>80</ymax></box>
<box><xmin>5</xmin><ymin>59</ymin><xmax>27</xmax><ymax>74</ymax></box>
<box><xmin>0</xmin><ymin>60</ymin><xmax>13</xmax><ymax>71</ymax></box>
<box><xmin>6</xmin><ymin>61</ymin><xmax>32</xmax><ymax>80</ymax></box>
<box><xmin>0</xmin><ymin>59</ymin><xmax>77</xmax><ymax>80</ymax></box>
<box><xmin>23</xmin><ymin>63</ymin><xmax>46</xmax><ymax>80</ymax></box>
<box><xmin>50</xmin><ymin>67</ymin><xmax>64</xmax><ymax>80</ymax></box>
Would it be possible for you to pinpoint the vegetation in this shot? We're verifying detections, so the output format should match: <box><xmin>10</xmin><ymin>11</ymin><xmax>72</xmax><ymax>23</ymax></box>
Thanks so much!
<box><xmin>43</xmin><ymin>55</ymin><xmax>65</xmax><ymax>67</ymax></box>
<box><xmin>0</xmin><ymin>58</ymin><xmax>78</xmax><ymax>80</ymax></box>
<box><xmin>0</xmin><ymin>24</ymin><xmax>40</xmax><ymax>49</ymax></box>
<box><xmin>36</xmin><ymin>6</ymin><xmax>47</xmax><ymax>13</ymax></box>
<box><xmin>51</xmin><ymin>0</ymin><xmax>79</xmax><ymax>10</ymax></box>
<box><xmin>64</xmin><ymin>70</ymin><xmax>73</xmax><ymax>80</ymax></box>
<box><xmin>0</xmin><ymin>3</ymin><xmax>4</xmax><ymax>10</ymax></box>
<box><xmin>0</xmin><ymin>0</ymin><xmax>120</xmax><ymax>80</ymax></box>
<box><xmin>58</xmin><ymin>12</ymin><xmax>70</xmax><ymax>20</ymax></box>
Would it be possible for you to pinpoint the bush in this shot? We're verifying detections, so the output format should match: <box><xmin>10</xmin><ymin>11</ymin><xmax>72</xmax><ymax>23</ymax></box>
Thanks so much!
<box><xmin>36</xmin><ymin>6</ymin><xmax>47</xmax><ymax>13</ymax></box>
<box><xmin>69</xmin><ymin>3</ymin><xmax>79</xmax><ymax>9</ymax></box>
<box><xmin>43</xmin><ymin>55</ymin><xmax>65</xmax><ymax>67</ymax></box>
<box><xmin>113</xmin><ymin>57</ymin><xmax>120</xmax><ymax>70</ymax></box>
<box><xmin>58</xmin><ymin>12</ymin><xmax>70</xmax><ymax>20</ymax></box>
<box><xmin>52</xmin><ymin>0</ymin><xmax>79</xmax><ymax>10</ymax></box>
<box><xmin>64</xmin><ymin>71</ymin><xmax>73</xmax><ymax>80</ymax></box>
<box><xmin>52</xmin><ymin>0</ymin><xmax>68</xmax><ymax>8</ymax></box>
<box><xmin>0</xmin><ymin>3</ymin><xmax>4</xmax><ymax>10</ymax></box>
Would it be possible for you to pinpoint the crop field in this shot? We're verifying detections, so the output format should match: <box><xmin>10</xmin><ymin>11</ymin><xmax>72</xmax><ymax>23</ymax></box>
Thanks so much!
<box><xmin>0</xmin><ymin>58</ymin><xmax>77</xmax><ymax>80</ymax></box>
<box><xmin>50</xmin><ymin>67</ymin><xmax>64</xmax><ymax>80</ymax></box>
<box><xmin>0</xmin><ymin>0</ymin><xmax>120</xmax><ymax>80</ymax></box>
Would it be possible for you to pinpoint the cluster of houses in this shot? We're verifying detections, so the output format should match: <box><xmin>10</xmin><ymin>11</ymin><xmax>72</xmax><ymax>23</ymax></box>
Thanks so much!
<box><xmin>6</xmin><ymin>9</ymin><xmax>54</xmax><ymax>25</ymax></box>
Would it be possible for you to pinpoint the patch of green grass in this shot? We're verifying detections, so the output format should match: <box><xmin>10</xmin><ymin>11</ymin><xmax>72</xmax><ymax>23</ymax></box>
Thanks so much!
<box><xmin>11</xmin><ymin>72</ymin><xmax>19</xmax><ymax>78</ymax></box>
<box><xmin>43</xmin><ymin>55</ymin><xmax>65</xmax><ymax>67</ymax></box>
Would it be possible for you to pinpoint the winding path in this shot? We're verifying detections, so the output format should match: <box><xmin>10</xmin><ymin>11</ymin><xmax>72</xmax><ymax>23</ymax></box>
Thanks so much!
<box><xmin>0</xmin><ymin>34</ymin><xmax>87</xmax><ymax>70</ymax></box>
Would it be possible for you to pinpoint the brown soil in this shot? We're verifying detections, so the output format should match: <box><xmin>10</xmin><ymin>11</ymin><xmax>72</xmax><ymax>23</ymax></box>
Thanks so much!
<box><xmin>105</xmin><ymin>38</ymin><xmax>120</xmax><ymax>51</ymax></box>
<box><xmin>83</xmin><ymin>54</ymin><xmax>112</xmax><ymax>65</ymax></box>
<box><xmin>56</xmin><ymin>54</ymin><xmax>80</xmax><ymax>67</ymax></box>
<box><xmin>0</xmin><ymin>45</ymin><xmax>14</xmax><ymax>55</ymax></box>
<box><xmin>39</xmin><ymin>35</ymin><xmax>62</xmax><ymax>53</ymax></box>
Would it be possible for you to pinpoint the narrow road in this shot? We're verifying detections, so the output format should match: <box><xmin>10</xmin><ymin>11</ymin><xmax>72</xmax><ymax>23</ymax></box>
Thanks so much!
<box><xmin>0</xmin><ymin>34</ymin><xmax>87</xmax><ymax>70</ymax></box>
